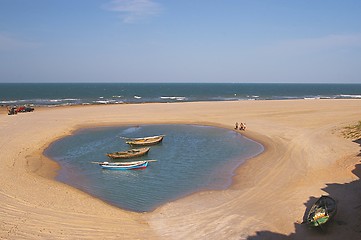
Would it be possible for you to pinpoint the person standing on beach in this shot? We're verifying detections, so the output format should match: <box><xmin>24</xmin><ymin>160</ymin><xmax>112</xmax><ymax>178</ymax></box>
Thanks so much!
<box><xmin>235</xmin><ymin>122</ymin><xmax>238</xmax><ymax>130</ymax></box>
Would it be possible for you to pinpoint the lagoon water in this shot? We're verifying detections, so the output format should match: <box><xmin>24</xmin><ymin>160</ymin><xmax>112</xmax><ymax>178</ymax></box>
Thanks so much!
<box><xmin>45</xmin><ymin>125</ymin><xmax>263</xmax><ymax>212</ymax></box>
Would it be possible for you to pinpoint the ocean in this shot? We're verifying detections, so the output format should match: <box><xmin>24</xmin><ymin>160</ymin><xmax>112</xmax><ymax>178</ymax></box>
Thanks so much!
<box><xmin>1</xmin><ymin>83</ymin><xmax>361</xmax><ymax>106</ymax></box>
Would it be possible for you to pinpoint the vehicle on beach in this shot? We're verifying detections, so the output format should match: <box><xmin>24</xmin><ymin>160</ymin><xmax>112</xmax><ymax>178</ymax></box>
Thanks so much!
<box><xmin>106</xmin><ymin>147</ymin><xmax>150</xmax><ymax>159</ymax></box>
<box><xmin>7</xmin><ymin>105</ymin><xmax>34</xmax><ymax>115</ymax></box>
<box><xmin>17</xmin><ymin>106</ymin><xmax>34</xmax><ymax>112</ymax></box>
<box><xmin>99</xmin><ymin>160</ymin><xmax>149</xmax><ymax>170</ymax></box>
<box><xmin>124</xmin><ymin>135</ymin><xmax>165</xmax><ymax>146</ymax></box>
<box><xmin>306</xmin><ymin>195</ymin><xmax>337</xmax><ymax>227</ymax></box>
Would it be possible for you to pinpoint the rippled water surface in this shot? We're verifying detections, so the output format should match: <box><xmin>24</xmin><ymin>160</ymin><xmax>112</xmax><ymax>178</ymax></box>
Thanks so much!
<box><xmin>45</xmin><ymin>125</ymin><xmax>263</xmax><ymax>212</ymax></box>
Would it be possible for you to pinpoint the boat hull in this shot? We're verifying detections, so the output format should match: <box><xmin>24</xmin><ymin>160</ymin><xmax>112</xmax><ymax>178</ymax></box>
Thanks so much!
<box><xmin>125</xmin><ymin>135</ymin><xmax>164</xmax><ymax>146</ymax></box>
<box><xmin>106</xmin><ymin>147</ymin><xmax>150</xmax><ymax>159</ymax></box>
<box><xmin>306</xmin><ymin>195</ymin><xmax>337</xmax><ymax>227</ymax></box>
<box><xmin>101</xmin><ymin>161</ymin><xmax>148</xmax><ymax>170</ymax></box>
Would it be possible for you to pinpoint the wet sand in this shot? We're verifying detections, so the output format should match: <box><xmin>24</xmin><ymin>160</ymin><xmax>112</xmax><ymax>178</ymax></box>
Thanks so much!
<box><xmin>1</xmin><ymin>100</ymin><xmax>361</xmax><ymax>239</ymax></box>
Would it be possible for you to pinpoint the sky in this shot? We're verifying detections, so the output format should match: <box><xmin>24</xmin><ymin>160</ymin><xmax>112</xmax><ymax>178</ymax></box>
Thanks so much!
<box><xmin>0</xmin><ymin>0</ymin><xmax>360</xmax><ymax>83</ymax></box>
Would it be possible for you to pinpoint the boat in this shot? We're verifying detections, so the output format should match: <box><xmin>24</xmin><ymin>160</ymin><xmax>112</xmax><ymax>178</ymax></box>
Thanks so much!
<box><xmin>306</xmin><ymin>195</ymin><xmax>337</xmax><ymax>227</ymax></box>
<box><xmin>93</xmin><ymin>159</ymin><xmax>156</xmax><ymax>165</ymax></box>
<box><xmin>106</xmin><ymin>147</ymin><xmax>150</xmax><ymax>159</ymax></box>
<box><xmin>125</xmin><ymin>135</ymin><xmax>165</xmax><ymax>146</ymax></box>
<box><xmin>100</xmin><ymin>160</ymin><xmax>148</xmax><ymax>170</ymax></box>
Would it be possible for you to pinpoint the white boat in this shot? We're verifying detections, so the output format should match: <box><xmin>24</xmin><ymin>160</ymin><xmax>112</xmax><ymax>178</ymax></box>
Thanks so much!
<box><xmin>99</xmin><ymin>160</ymin><xmax>148</xmax><ymax>170</ymax></box>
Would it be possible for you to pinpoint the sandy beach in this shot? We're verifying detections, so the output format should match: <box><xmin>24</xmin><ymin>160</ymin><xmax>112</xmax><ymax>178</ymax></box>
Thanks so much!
<box><xmin>1</xmin><ymin>99</ymin><xmax>361</xmax><ymax>239</ymax></box>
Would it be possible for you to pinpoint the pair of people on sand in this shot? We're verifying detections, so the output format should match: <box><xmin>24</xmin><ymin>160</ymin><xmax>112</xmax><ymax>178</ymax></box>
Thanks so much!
<box><xmin>235</xmin><ymin>122</ymin><xmax>246</xmax><ymax>131</ymax></box>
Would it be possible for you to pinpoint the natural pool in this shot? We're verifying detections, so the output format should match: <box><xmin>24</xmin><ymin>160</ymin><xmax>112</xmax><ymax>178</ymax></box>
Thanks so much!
<box><xmin>45</xmin><ymin>125</ymin><xmax>263</xmax><ymax>212</ymax></box>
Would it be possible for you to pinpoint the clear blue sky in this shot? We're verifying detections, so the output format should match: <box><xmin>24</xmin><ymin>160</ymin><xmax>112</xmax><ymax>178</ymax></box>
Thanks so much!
<box><xmin>0</xmin><ymin>0</ymin><xmax>360</xmax><ymax>83</ymax></box>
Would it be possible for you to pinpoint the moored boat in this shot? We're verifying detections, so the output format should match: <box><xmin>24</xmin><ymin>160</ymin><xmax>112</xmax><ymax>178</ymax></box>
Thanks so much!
<box><xmin>106</xmin><ymin>147</ymin><xmax>150</xmax><ymax>159</ymax></box>
<box><xmin>306</xmin><ymin>195</ymin><xmax>337</xmax><ymax>227</ymax></box>
<box><xmin>100</xmin><ymin>160</ymin><xmax>148</xmax><ymax>170</ymax></box>
<box><xmin>125</xmin><ymin>135</ymin><xmax>164</xmax><ymax>146</ymax></box>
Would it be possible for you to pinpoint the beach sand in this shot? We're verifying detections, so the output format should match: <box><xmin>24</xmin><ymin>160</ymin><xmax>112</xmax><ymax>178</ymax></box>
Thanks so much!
<box><xmin>1</xmin><ymin>100</ymin><xmax>361</xmax><ymax>239</ymax></box>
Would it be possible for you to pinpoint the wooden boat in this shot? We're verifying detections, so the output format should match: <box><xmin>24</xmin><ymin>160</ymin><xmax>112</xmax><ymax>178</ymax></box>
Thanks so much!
<box><xmin>100</xmin><ymin>160</ymin><xmax>148</xmax><ymax>170</ymax></box>
<box><xmin>306</xmin><ymin>195</ymin><xmax>337</xmax><ymax>227</ymax></box>
<box><xmin>106</xmin><ymin>147</ymin><xmax>150</xmax><ymax>159</ymax></box>
<box><xmin>125</xmin><ymin>135</ymin><xmax>165</xmax><ymax>146</ymax></box>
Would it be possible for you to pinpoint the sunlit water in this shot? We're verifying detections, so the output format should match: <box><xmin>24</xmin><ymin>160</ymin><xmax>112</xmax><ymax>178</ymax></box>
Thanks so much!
<box><xmin>45</xmin><ymin>125</ymin><xmax>263</xmax><ymax>212</ymax></box>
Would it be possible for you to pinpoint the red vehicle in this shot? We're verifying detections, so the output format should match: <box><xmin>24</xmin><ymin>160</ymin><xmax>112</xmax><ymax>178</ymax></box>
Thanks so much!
<box><xmin>16</xmin><ymin>106</ymin><xmax>34</xmax><ymax>113</ymax></box>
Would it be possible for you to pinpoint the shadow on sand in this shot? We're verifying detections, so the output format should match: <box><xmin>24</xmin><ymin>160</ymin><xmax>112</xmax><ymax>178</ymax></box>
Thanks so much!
<box><xmin>247</xmin><ymin>139</ymin><xmax>361</xmax><ymax>240</ymax></box>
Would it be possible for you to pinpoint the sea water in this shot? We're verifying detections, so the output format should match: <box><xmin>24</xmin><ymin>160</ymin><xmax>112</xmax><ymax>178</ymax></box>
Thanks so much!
<box><xmin>45</xmin><ymin>124</ymin><xmax>263</xmax><ymax>212</ymax></box>
<box><xmin>1</xmin><ymin>83</ymin><xmax>361</xmax><ymax>106</ymax></box>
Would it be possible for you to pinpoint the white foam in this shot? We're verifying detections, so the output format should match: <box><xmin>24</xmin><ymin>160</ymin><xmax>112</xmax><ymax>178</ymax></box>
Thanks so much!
<box><xmin>160</xmin><ymin>96</ymin><xmax>186</xmax><ymax>101</ymax></box>
<box><xmin>339</xmin><ymin>94</ymin><xmax>361</xmax><ymax>98</ymax></box>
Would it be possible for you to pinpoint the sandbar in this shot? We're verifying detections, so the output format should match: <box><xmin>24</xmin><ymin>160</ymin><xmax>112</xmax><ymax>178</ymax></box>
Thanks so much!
<box><xmin>0</xmin><ymin>99</ymin><xmax>361</xmax><ymax>239</ymax></box>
